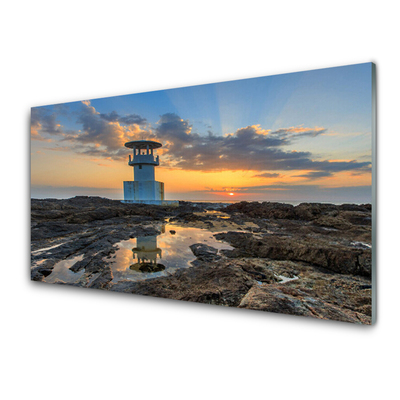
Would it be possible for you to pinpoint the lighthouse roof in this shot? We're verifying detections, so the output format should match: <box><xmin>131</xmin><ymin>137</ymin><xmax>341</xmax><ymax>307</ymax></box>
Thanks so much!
<box><xmin>125</xmin><ymin>140</ymin><xmax>162</xmax><ymax>149</ymax></box>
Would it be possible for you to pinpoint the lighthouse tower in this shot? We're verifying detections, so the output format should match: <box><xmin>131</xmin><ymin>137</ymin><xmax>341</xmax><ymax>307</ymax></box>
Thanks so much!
<box><xmin>123</xmin><ymin>140</ymin><xmax>178</xmax><ymax>205</ymax></box>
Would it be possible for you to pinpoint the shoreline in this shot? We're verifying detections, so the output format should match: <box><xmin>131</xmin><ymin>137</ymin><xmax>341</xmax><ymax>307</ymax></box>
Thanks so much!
<box><xmin>30</xmin><ymin>195</ymin><xmax>372</xmax><ymax>207</ymax></box>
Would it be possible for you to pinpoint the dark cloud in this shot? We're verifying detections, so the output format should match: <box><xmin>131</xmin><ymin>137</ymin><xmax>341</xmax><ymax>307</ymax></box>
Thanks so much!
<box><xmin>253</xmin><ymin>172</ymin><xmax>282</xmax><ymax>179</ymax></box>
<box><xmin>156</xmin><ymin>113</ymin><xmax>196</xmax><ymax>144</ymax></box>
<box><xmin>293</xmin><ymin>171</ymin><xmax>334</xmax><ymax>179</ymax></box>
<box><xmin>99</xmin><ymin>111</ymin><xmax>147</xmax><ymax>125</ymax></box>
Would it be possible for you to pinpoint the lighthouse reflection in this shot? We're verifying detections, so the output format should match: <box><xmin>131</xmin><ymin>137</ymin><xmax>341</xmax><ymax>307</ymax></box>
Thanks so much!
<box><xmin>109</xmin><ymin>223</ymin><xmax>234</xmax><ymax>283</ymax></box>
<box><xmin>129</xmin><ymin>234</ymin><xmax>165</xmax><ymax>273</ymax></box>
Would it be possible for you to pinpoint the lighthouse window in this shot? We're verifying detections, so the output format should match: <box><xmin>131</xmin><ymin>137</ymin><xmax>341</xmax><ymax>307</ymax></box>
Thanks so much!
<box><xmin>139</xmin><ymin>165</ymin><xmax>142</xmax><ymax>169</ymax></box>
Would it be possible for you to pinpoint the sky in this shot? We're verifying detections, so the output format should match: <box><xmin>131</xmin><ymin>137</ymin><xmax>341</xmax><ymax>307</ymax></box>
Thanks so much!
<box><xmin>31</xmin><ymin>63</ymin><xmax>373</xmax><ymax>203</ymax></box>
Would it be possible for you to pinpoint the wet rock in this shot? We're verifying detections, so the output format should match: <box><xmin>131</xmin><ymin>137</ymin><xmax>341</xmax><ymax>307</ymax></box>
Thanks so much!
<box><xmin>36</xmin><ymin>267</ymin><xmax>53</xmax><ymax>277</ymax></box>
<box><xmin>31</xmin><ymin>268</ymin><xmax>45</xmax><ymax>281</ymax></box>
<box><xmin>189</xmin><ymin>243</ymin><xmax>221</xmax><ymax>262</ymax></box>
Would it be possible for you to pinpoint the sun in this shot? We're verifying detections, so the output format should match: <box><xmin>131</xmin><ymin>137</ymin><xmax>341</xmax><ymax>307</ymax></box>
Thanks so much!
<box><xmin>229</xmin><ymin>192</ymin><xmax>234</xmax><ymax>196</ymax></box>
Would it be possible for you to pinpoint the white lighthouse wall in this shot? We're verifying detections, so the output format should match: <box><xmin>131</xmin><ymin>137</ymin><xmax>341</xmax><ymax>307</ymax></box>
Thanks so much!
<box><xmin>124</xmin><ymin>181</ymin><xmax>164</xmax><ymax>201</ymax></box>
<box><xmin>133</xmin><ymin>164</ymin><xmax>155</xmax><ymax>181</ymax></box>
<box><xmin>123</xmin><ymin>181</ymin><xmax>135</xmax><ymax>200</ymax></box>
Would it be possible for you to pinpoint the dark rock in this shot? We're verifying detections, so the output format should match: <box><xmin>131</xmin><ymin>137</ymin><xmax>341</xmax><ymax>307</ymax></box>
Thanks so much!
<box><xmin>129</xmin><ymin>263</ymin><xmax>166</xmax><ymax>273</ymax></box>
<box><xmin>189</xmin><ymin>243</ymin><xmax>221</xmax><ymax>262</ymax></box>
<box><xmin>224</xmin><ymin>201</ymin><xmax>296</xmax><ymax>219</ymax></box>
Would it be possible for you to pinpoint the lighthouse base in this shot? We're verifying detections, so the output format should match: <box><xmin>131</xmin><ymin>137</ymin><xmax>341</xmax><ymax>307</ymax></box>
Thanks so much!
<box><xmin>123</xmin><ymin>181</ymin><xmax>178</xmax><ymax>206</ymax></box>
<box><xmin>122</xmin><ymin>199</ymin><xmax>179</xmax><ymax>206</ymax></box>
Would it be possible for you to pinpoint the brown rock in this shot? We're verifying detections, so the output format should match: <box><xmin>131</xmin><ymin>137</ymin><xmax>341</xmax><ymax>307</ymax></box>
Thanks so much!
<box><xmin>239</xmin><ymin>284</ymin><xmax>371</xmax><ymax>324</ymax></box>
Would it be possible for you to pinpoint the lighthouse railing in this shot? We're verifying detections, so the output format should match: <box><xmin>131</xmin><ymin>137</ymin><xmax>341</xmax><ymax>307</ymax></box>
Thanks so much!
<box><xmin>129</xmin><ymin>153</ymin><xmax>159</xmax><ymax>165</ymax></box>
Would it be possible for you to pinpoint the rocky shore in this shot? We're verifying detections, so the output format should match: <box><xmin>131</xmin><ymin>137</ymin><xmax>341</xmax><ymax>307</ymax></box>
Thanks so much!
<box><xmin>31</xmin><ymin>197</ymin><xmax>373</xmax><ymax>324</ymax></box>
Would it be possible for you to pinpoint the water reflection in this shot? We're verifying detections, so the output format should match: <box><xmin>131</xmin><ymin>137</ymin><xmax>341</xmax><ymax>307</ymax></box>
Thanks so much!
<box><xmin>130</xmin><ymin>234</ymin><xmax>165</xmax><ymax>273</ymax></box>
<box><xmin>39</xmin><ymin>223</ymin><xmax>234</xmax><ymax>284</ymax></box>
<box><xmin>45</xmin><ymin>255</ymin><xmax>85</xmax><ymax>284</ymax></box>
<box><xmin>109</xmin><ymin>223</ymin><xmax>234</xmax><ymax>283</ymax></box>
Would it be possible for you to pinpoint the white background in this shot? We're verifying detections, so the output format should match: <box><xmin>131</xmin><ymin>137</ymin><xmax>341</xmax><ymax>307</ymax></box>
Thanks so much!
<box><xmin>1</xmin><ymin>1</ymin><xmax>399</xmax><ymax>399</ymax></box>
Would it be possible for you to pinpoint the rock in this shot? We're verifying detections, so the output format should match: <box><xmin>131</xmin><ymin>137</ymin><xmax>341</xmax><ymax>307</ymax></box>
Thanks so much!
<box><xmin>214</xmin><ymin>231</ymin><xmax>253</xmax><ymax>246</ymax></box>
<box><xmin>31</xmin><ymin>196</ymin><xmax>172</xmax><ymax>227</ymax></box>
<box><xmin>31</xmin><ymin>269</ymin><xmax>45</xmax><ymax>281</ymax></box>
<box><xmin>169</xmin><ymin>213</ymin><xmax>204</xmax><ymax>223</ymax></box>
<box><xmin>223</xmin><ymin>202</ymin><xmax>372</xmax><ymax>228</ymax></box>
<box><xmin>169</xmin><ymin>230</ymin><xmax>176</xmax><ymax>235</ymax></box>
<box><xmin>224</xmin><ymin>201</ymin><xmax>296</xmax><ymax>219</ymax></box>
<box><xmin>189</xmin><ymin>243</ymin><xmax>221</xmax><ymax>262</ymax></box>
<box><xmin>129</xmin><ymin>263</ymin><xmax>166</xmax><ymax>273</ymax></box>
<box><xmin>239</xmin><ymin>284</ymin><xmax>371</xmax><ymax>324</ymax></box>
<box><xmin>313</xmin><ymin>215</ymin><xmax>354</xmax><ymax>230</ymax></box>
<box><xmin>110</xmin><ymin>260</ymin><xmax>256</xmax><ymax>307</ymax></box>
<box><xmin>214</xmin><ymin>231</ymin><xmax>371</xmax><ymax>277</ymax></box>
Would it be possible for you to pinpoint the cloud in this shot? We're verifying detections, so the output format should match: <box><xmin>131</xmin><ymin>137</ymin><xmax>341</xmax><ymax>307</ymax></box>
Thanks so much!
<box><xmin>31</xmin><ymin>107</ymin><xmax>61</xmax><ymax>141</ymax></box>
<box><xmin>154</xmin><ymin>116</ymin><xmax>370</xmax><ymax>175</ymax></box>
<box><xmin>270</xmin><ymin>125</ymin><xmax>327</xmax><ymax>140</ymax></box>
<box><xmin>99</xmin><ymin>111</ymin><xmax>147</xmax><ymax>125</ymax></box>
<box><xmin>72</xmin><ymin>102</ymin><xmax>153</xmax><ymax>159</ymax></box>
<box><xmin>292</xmin><ymin>171</ymin><xmax>334</xmax><ymax>179</ymax></box>
<box><xmin>253</xmin><ymin>172</ymin><xmax>282</xmax><ymax>179</ymax></box>
<box><xmin>46</xmin><ymin>146</ymin><xmax>73</xmax><ymax>152</ymax></box>
<box><xmin>32</xmin><ymin>101</ymin><xmax>153</xmax><ymax>161</ymax></box>
<box><xmin>156</xmin><ymin>113</ymin><xmax>196</xmax><ymax>144</ymax></box>
<box><xmin>31</xmin><ymin>105</ymin><xmax>370</xmax><ymax>178</ymax></box>
<box><xmin>31</xmin><ymin>107</ymin><xmax>64</xmax><ymax>136</ymax></box>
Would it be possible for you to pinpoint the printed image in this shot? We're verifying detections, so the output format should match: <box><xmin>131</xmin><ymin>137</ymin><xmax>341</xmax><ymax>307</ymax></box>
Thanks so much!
<box><xmin>31</xmin><ymin>63</ymin><xmax>375</xmax><ymax>324</ymax></box>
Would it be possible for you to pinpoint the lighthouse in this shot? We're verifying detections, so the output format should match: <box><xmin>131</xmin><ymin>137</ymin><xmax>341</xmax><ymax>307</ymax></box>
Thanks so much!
<box><xmin>123</xmin><ymin>140</ymin><xmax>178</xmax><ymax>205</ymax></box>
